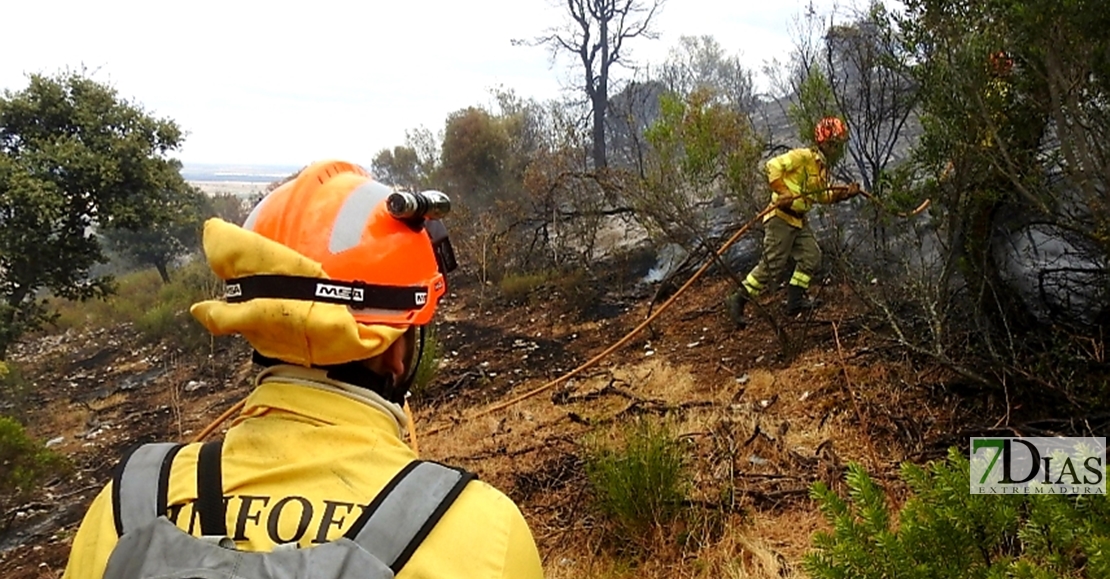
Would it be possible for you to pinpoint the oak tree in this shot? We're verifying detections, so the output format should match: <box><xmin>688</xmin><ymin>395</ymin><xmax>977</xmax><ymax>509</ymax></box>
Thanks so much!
<box><xmin>0</xmin><ymin>72</ymin><xmax>188</xmax><ymax>356</ymax></box>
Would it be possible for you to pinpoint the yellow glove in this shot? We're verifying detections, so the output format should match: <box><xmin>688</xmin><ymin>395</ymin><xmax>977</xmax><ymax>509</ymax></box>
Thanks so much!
<box><xmin>834</xmin><ymin>182</ymin><xmax>861</xmax><ymax>202</ymax></box>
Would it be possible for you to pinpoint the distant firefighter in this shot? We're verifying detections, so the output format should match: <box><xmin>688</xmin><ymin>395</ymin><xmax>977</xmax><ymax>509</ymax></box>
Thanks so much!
<box><xmin>727</xmin><ymin>117</ymin><xmax>861</xmax><ymax>326</ymax></box>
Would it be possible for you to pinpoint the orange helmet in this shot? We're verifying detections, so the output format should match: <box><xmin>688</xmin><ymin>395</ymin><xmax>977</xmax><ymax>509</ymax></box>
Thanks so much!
<box><xmin>815</xmin><ymin>116</ymin><xmax>849</xmax><ymax>145</ymax></box>
<box><xmin>239</xmin><ymin>160</ymin><xmax>453</xmax><ymax>326</ymax></box>
<box><xmin>989</xmin><ymin>51</ymin><xmax>1013</xmax><ymax>77</ymax></box>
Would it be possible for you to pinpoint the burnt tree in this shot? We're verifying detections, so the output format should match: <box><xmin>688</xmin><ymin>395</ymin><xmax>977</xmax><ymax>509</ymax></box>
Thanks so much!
<box><xmin>531</xmin><ymin>0</ymin><xmax>664</xmax><ymax>169</ymax></box>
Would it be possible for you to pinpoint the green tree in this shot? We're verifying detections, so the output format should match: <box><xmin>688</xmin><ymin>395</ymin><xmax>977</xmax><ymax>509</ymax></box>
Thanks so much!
<box><xmin>206</xmin><ymin>191</ymin><xmax>250</xmax><ymax>225</ymax></box>
<box><xmin>637</xmin><ymin>88</ymin><xmax>763</xmax><ymax>248</ymax></box>
<box><xmin>0</xmin><ymin>71</ymin><xmax>186</xmax><ymax>356</ymax></box>
<box><xmin>861</xmin><ymin>0</ymin><xmax>1110</xmax><ymax>396</ymax></box>
<box><xmin>787</xmin><ymin>67</ymin><xmax>841</xmax><ymax>149</ymax></box>
<box><xmin>439</xmin><ymin>107</ymin><xmax>511</xmax><ymax>208</ymax></box>
<box><xmin>371</xmin><ymin>145</ymin><xmax>424</xmax><ymax>191</ymax></box>
<box><xmin>102</xmin><ymin>184</ymin><xmax>209</xmax><ymax>283</ymax></box>
<box><xmin>659</xmin><ymin>35</ymin><xmax>756</xmax><ymax>113</ymax></box>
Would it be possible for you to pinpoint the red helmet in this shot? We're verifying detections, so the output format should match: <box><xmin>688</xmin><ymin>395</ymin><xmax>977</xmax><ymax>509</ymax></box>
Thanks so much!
<box><xmin>815</xmin><ymin>117</ymin><xmax>849</xmax><ymax>145</ymax></box>
<box><xmin>239</xmin><ymin>160</ymin><xmax>452</xmax><ymax>326</ymax></box>
<box><xmin>989</xmin><ymin>51</ymin><xmax>1013</xmax><ymax>77</ymax></box>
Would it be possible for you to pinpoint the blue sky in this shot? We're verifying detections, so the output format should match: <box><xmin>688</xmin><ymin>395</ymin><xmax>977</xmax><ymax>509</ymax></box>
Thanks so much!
<box><xmin>3</xmin><ymin>0</ymin><xmax>863</xmax><ymax>166</ymax></box>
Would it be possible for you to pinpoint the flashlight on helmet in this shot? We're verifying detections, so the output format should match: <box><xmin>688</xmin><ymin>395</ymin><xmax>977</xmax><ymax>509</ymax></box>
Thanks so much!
<box><xmin>387</xmin><ymin>190</ymin><xmax>451</xmax><ymax>220</ymax></box>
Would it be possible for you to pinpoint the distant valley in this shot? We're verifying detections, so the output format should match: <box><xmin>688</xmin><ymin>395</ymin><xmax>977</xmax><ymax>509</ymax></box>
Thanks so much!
<box><xmin>182</xmin><ymin>162</ymin><xmax>303</xmax><ymax>198</ymax></box>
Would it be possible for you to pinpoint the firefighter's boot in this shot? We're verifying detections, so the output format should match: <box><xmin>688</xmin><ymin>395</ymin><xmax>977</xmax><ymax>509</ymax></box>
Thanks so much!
<box><xmin>726</xmin><ymin>291</ymin><xmax>749</xmax><ymax>327</ymax></box>
<box><xmin>785</xmin><ymin>285</ymin><xmax>821</xmax><ymax>316</ymax></box>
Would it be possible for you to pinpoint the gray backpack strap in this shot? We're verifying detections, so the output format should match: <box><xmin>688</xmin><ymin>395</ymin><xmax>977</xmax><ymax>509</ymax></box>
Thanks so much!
<box><xmin>112</xmin><ymin>442</ymin><xmax>185</xmax><ymax>536</ymax></box>
<box><xmin>344</xmin><ymin>460</ymin><xmax>475</xmax><ymax>573</ymax></box>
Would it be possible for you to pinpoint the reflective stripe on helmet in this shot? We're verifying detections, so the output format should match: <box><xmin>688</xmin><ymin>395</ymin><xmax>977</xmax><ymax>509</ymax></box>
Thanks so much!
<box><xmin>243</xmin><ymin>192</ymin><xmax>274</xmax><ymax>232</ymax></box>
<box><xmin>330</xmin><ymin>181</ymin><xmax>396</xmax><ymax>254</ymax></box>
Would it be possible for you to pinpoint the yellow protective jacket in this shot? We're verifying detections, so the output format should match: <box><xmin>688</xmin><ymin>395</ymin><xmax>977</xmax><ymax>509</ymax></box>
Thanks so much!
<box><xmin>62</xmin><ymin>367</ymin><xmax>544</xmax><ymax>579</ymax></box>
<box><xmin>765</xmin><ymin>147</ymin><xmax>838</xmax><ymax>228</ymax></box>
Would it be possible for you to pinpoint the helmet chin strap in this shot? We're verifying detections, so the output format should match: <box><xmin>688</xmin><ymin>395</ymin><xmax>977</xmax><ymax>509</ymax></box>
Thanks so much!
<box><xmin>403</xmin><ymin>326</ymin><xmax>426</xmax><ymax>388</ymax></box>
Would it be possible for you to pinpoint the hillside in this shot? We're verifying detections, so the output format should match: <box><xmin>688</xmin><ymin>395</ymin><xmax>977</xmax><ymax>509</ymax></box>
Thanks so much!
<box><xmin>0</xmin><ymin>256</ymin><xmax>968</xmax><ymax>578</ymax></box>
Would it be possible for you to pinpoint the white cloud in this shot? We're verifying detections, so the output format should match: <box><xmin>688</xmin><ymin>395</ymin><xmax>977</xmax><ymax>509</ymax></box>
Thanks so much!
<box><xmin>3</xmin><ymin>0</ymin><xmax>859</xmax><ymax>166</ymax></box>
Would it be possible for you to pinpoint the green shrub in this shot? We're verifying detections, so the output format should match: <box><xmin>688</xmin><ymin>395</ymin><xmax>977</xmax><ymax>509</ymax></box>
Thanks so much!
<box><xmin>135</xmin><ymin>303</ymin><xmax>209</xmax><ymax>353</ymax></box>
<box><xmin>551</xmin><ymin>268</ymin><xmax>603</xmax><ymax>313</ymax></box>
<box><xmin>499</xmin><ymin>271</ymin><xmax>550</xmax><ymax>301</ymax></box>
<box><xmin>0</xmin><ymin>415</ymin><xmax>70</xmax><ymax>529</ymax></box>
<box><xmin>0</xmin><ymin>362</ymin><xmax>33</xmax><ymax>420</ymax></box>
<box><xmin>584</xmin><ymin>418</ymin><xmax>689</xmax><ymax>545</ymax></box>
<box><xmin>51</xmin><ymin>257</ymin><xmax>219</xmax><ymax>339</ymax></box>
<box><xmin>804</xmin><ymin>448</ymin><xmax>1110</xmax><ymax>579</ymax></box>
<box><xmin>134</xmin><ymin>261</ymin><xmax>218</xmax><ymax>351</ymax></box>
<box><xmin>499</xmin><ymin>268</ymin><xmax>602</xmax><ymax>311</ymax></box>
<box><xmin>50</xmin><ymin>267</ymin><xmax>163</xmax><ymax>330</ymax></box>
<box><xmin>52</xmin><ymin>258</ymin><xmax>218</xmax><ymax>352</ymax></box>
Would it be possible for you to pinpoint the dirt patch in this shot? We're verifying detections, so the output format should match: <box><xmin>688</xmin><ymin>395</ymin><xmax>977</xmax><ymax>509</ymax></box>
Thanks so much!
<box><xmin>0</xmin><ymin>324</ymin><xmax>255</xmax><ymax>577</ymax></box>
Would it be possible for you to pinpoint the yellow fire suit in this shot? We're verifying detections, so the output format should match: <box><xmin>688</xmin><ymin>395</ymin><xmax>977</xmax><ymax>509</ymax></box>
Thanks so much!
<box><xmin>62</xmin><ymin>366</ymin><xmax>544</xmax><ymax>579</ymax></box>
<box><xmin>743</xmin><ymin>147</ymin><xmax>842</xmax><ymax>294</ymax></box>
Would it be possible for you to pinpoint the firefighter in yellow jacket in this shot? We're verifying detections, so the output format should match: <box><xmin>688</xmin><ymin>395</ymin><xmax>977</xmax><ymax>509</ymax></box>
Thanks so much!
<box><xmin>727</xmin><ymin>117</ymin><xmax>860</xmax><ymax>325</ymax></box>
<box><xmin>63</xmin><ymin>161</ymin><xmax>544</xmax><ymax>579</ymax></box>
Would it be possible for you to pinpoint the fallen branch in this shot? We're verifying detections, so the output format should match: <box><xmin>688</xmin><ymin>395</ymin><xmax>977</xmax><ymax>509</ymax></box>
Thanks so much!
<box><xmin>745</xmin><ymin>488</ymin><xmax>811</xmax><ymax>507</ymax></box>
<box><xmin>552</xmin><ymin>377</ymin><xmax>634</xmax><ymax>405</ymax></box>
<box><xmin>441</xmin><ymin>436</ymin><xmax>577</xmax><ymax>462</ymax></box>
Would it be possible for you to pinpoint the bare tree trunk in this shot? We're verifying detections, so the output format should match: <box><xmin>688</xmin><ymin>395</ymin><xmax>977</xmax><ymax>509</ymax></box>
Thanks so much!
<box><xmin>537</xmin><ymin>0</ymin><xmax>660</xmax><ymax>169</ymax></box>
<box><xmin>155</xmin><ymin>261</ymin><xmax>172</xmax><ymax>284</ymax></box>
<box><xmin>593</xmin><ymin>16</ymin><xmax>610</xmax><ymax>169</ymax></box>
<box><xmin>592</xmin><ymin>92</ymin><xmax>608</xmax><ymax>169</ymax></box>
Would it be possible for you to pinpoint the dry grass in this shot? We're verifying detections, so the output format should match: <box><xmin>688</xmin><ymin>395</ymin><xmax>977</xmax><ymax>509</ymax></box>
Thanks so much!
<box><xmin>542</xmin><ymin>512</ymin><xmax>810</xmax><ymax>579</ymax></box>
<box><xmin>33</xmin><ymin>401</ymin><xmax>92</xmax><ymax>454</ymax></box>
<box><xmin>416</xmin><ymin>349</ymin><xmax>915</xmax><ymax>579</ymax></box>
<box><xmin>27</xmin><ymin>292</ymin><xmax>919</xmax><ymax>578</ymax></box>
<box><xmin>9</xmin><ymin>254</ymin><xmax>942</xmax><ymax>579</ymax></box>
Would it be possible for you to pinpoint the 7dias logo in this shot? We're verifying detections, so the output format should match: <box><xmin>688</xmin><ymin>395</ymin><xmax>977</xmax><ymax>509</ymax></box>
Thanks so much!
<box><xmin>970</xmin><ymin>437</ymin><xmax>1106</xmax><ymax>495</ymax></box>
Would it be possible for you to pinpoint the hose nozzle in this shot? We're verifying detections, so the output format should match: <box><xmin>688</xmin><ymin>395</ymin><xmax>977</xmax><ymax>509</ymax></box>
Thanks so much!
<box><xmin>387</xmin><ymin>190</ymin><xmax>451</xmax><ymax>220</ymax></box>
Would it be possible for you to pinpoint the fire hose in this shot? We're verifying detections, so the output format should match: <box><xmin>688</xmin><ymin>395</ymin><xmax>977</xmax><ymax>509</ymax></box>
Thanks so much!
<box><xmin>419</xmin><ymin>188</ymin><xmax>929</xmax><ymax>438</ymax></box>
<box><xmin>419</xmin><ymin>200</ymin><xmax>786</xmax><ymax>438</ymax></box>
<box><xmin>190</xmin><ymin>186</ymin><xmax>929</xmax><ymax>446</ymax></box>
<box><xmin>833</xmin><ymin>185</ymin><xmax>931</xmax><ymax>218</ymax></box>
